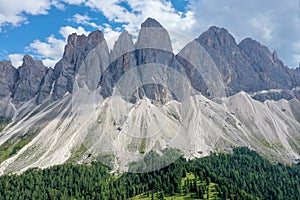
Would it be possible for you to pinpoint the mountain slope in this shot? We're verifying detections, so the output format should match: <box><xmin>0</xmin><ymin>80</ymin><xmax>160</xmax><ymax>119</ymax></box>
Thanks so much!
<box><xmin>0</xmin><ymin>18</ymin><xmax>300</xmax><ymax>175</ymax></box>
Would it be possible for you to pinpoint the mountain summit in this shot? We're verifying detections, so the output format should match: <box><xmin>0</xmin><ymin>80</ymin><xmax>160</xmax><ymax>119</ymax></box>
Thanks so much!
<box><xmin>135</xmin><ymin>17</ymin><xmax>172</xmax><ymax>52</ymax></box>
<box><xmin>0</xmin><ymin>18</ymin><xmax>300</xmax><ymax>175</ymax></box>
<box><xmin>141</xmin><ymin>17</ymin><xmax>164</xmax><ymax>28</ymax></box>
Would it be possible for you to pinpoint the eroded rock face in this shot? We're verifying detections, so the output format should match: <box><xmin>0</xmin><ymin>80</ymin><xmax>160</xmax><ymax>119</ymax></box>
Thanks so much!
<box><xmin>99</xmin><ymin>30</ymin><xmax>136</xmax><ymax>98</ymax></box>
<box><xmin>0</xmin><ymin>60</ymin><xmax>18</xmax><ymax>99</ymax></box>
<box><xmin>99</xmin><ymin>18</ymin><xmax>187</xmax><ymax>104</ymax></box>
<box><xmin>13</xmin><ymin>55</ymin><xmax>47</xmax><ymax>103</ymax></box>
<box><xmin>135</xmin><ymin>17</ymin><xmax>173</xmax><ymax>52</ymax></box>
<box><xmin>238</xmin><ymin>38</ymin><xmax>296</xmax><ymax>89</ymax></box>
<box><xmin>52</xmin><ymin>30</ymin><xmax>107</xmax><ymax>99</ymax></box>
<box><xmin>4</xmin><ymin>19</ymin><xmax>300</xmax><ymax>106</ymax></box>
<box><xmin>196</xmin><ymin>27</ymin><xmax>300</xmax><ymax>95</ymax></box>
<box><xmin>36</xmin><ymin>68</ymin><xmax>54</xmax><ymax>104</ymax></box>
<box><xmin>195</xmin><ymin>26</ymin><xmax>246</xmax><ymax>95</ymax></box>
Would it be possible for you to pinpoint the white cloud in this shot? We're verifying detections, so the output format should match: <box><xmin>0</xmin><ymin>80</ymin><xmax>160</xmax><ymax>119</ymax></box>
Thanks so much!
<box><xmin>72</xmin><ymin>13</ymin><xmax>92</xmax><ymax>24</ymax></box>
<box><xmin>77</xmin><ymin>0</ymin><xmax>299</xmax><ymax>67</ymax></box>
<box><xmin>59</xmin><ymin>26</ymin><xmax>90</xmax><ymax>39</ymax></box>
<box><xmin>85</xmin><ymin>0</ymin><xmax>137</xmax><ymax>24</ymax></box>
<box><xmin>67</xmin><ymin>0</ymin><xmax>196</xmax><ymax>54</ymax></box>
<box><xmin>0</xmin><ymin>0</ymin><xmax>61</xmax><ymax>29</ymax></box>
<box><xmin>82</xmin><ymin>0</ymin><xmax>196</xmax><ymax>37</ymax></box>
<box><xmin>69</xmin><ymin>13</ymin><xmax>122</xmax><ymax>48</ymax></box>
<box><xmin>8</xmin><ymin>54</ymin><xmax>23</xmax><ymax>67</ymax></box>
<box><xmin>63</xmin><ymin>0</ymin><xmax>85</xmax><ymax>5</ymax></box>
<box><xmin>42</xmin><ymin>58</ymin><xmax>59</xmax><ymax>68</ymax></box>
<box><xmin>70</xmin><ymin>13</ymin><xmax>100</xmax><ymax>29</ymax></box>
<box><xmin>51</xmin><ymin>0</ymin><xmax>65</xmax><ymax>10</ymax></box>
<box><xmin>250</xmin><ymin>14</ymin><xmax>274</xmax><ymax>41</ymax></box>
<box><xmin>29</xmin><ymin>35</ymin><xmax>65</xmax><ymax>60</ymax></box>
<box><xmin>101</xmin><ymin>24</ymin><xmax>121</xmax><ymax>50</ymax></box>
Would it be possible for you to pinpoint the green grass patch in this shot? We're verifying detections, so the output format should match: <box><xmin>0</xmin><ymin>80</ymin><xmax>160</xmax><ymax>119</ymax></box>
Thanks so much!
<box><xmin>139</xmin><ymin>138</ymin><xmax>147</xmax><ymax>154</ymax></box>
<box><xmin>0</xmin><ymin>135</ymin><xmax>35</xmax><ymax>163</ymax></box>
<box><xmin>66</xmin><ymin>144</ymin><xmax>88</xmax><ymax>164</ymax></box>
<box><xmin>0</xmin><ymin>126</ymin><xmax>42</xmax><ymax>163</ymax></box>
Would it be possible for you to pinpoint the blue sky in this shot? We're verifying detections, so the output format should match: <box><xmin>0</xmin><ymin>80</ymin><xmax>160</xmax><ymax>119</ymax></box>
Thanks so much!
<box><xmin>0</xmin><ymin>0</ymin><xmax>299</xmax><ymax>68</ymax></box>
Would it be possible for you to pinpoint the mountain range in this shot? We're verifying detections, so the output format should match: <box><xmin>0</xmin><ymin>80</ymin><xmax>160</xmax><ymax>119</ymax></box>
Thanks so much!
<box><xmin>0</xmin><ymin>18</ymin><xmax>300</xmax><ymax>175</ymax></box>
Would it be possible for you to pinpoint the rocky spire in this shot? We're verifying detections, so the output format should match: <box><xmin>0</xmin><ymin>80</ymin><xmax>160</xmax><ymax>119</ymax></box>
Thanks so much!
<box><xmin>135</xmin><ymin>17</ymin><xmax>172</xmax><ymax>52</ymax></box>
<box><xmin>13</xmin><ymin>55</ymin><xmax>47</xmax><ymax>103</ymax></box>
<box><xmin>52</xmin><ymin>30</ymin><xmax>108</xmax><ymax>99</ymax></box>
<box><xmin>197</xmin><ymin>26</ymin><xmax>238</xmax><ymax>50</ymax></box>
<box><xmin>141</xmin><ymin>17</ymin><xmax>164</xmax><ymax>28</ymax></box>
<box><xmin>0</xmin><ymin>60</ymin><xmax>18</xmax><ymax>98</ymax></box>
<box><xmin>110</xmin><ymin>30</ymin><xmax>135</xmax><ymax>62</ymax></box>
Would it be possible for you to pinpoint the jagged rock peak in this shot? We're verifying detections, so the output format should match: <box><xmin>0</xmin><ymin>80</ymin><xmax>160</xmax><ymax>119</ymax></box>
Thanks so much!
<box><xmin>238</xmin><ymin>37</ymin><xmax>273</xmax><ymax>55</ymax></box>
<box><xmin>135</xmin><ymin>17</ymin><xmax>172</xmax><ymax>52</ymax></box>
<box><xmin>296</xmin><ymin>65</ymin><xmax>300</xmax><ymax>73</ymax></box>
<box><xmin>238</xmin><ymin>37</ymin><xmax>274</xmax><ymax>63</ymax></box>
<box><xmin>13</xmin><ymin>55</ymin><xmax>47</xmax><ymax>103</ymax></box>
<box><xmin>22</xmin><ymin>55</ymin><xmax>45</xmax><ymax>68</ymax></box>
<box><xmin>23</xmin><ymin>54</ymin><xmax>34</xmax><ymax>63</ymax></box>
<box><xmin>207</xmin><ymin>26</ymin><xmax>229</xmax><ymax>34</ymax></box>
<box><xmin>66</xmin><ymin>30</ymin><xmax>105</xmax><ymax>48</ymax></box>
<box><xmin>111</xmin><ymin>30</ymin><xmax>134</xmax><ymax>61</ymax></box>
<box><xmin>0</xmin><ymin>60</ymin><xmax>18</xmax><ymax>98</ymax></box>
<box><xmin>238</xmin><ymin>38</ymin><xmax>263</xmax><ymax>49</ymax></box>
<box><xmin>141</xmin><ymin>17</ymin><xmax>164</xmax><ymax>28</ymax></box>
<box><xmin>272</xmin><ymin>50</ymin><xmax>278</xmax><ymax>60</ymax></box>
<box><xmin>197</xmin><ymin>26</ymin><xmax>237</xmax><ymax>48</ymax></box>
<box><xmin>0</xmin><ymin>60</ymin><xmax>13</xmax><ymax>67</ymax></box>
<box><xmin>87</xmin><ymin>30</ymin><xmax>105</xmax><ymax>44</ymax></box>
<box><xmin>62</xmin><ymin>29</ymin><xmax>106</xmax><ymax>64</ymax></box>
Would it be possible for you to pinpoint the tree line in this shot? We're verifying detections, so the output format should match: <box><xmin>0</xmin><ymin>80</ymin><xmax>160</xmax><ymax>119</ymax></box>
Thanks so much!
<box><xmin>0</xmin><ymin>147</ymin><xmax>299</xmax><ymax>199</ymax></box>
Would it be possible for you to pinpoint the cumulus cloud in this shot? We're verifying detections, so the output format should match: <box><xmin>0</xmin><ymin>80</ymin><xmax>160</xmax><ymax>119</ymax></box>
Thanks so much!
<box><xmin>42</xmin><ymin>58</ymin><xmax>60</xmax><ymax>68</ymax></box>
<box><xmin>69</xmin><ymin>14</ymin><xmax>100</xmax><ymax>29</ymax></box>
<box><xmin>83</xmin><ymin>0</ymin><xmax>196</xmax><ymax>36</ymax></box>
<box><xmin>0</xmin><ymin>0</ymin><xmax>60</xmax><ymax>29</ymax></box>
<box><xmin>59</xmin><ymin>26</ymin><xmax>90</xmax><ymax>39</ymax></box>
<box><xmin>29</xmin><ymin>35</ymin><xmax>65</xmax><ymax>59</ymax></box>
<box><xmin>63</xmin><ymin>0</ymin><xmax>85</xmax><ymax>5</ymax></box>
<box><xmin>8</xmin><ymin>54</ymin><xmax>23</xmax><ymax>67</ymax></box>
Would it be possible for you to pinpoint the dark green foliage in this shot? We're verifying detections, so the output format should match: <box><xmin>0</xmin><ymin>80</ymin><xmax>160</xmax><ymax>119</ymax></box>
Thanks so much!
<box><xmin>0</xmin><ymin>134</ymin><xmax>36</xmax><ymax>163</ymax></box>
<box><xmin>0</xmin><ymin>147</ymin><xmax>299</xmax><ymax>199</ymax></box>
<box><xmin>0</xmin><ymin>117</ymin><xmax>10</xmax><ymax>132</ymax></box>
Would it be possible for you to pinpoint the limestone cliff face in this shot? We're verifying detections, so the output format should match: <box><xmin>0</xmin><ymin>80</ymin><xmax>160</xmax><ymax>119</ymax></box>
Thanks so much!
<box><xmin>196</xmin><ymin>26</ymin><xmax>300</xmax><ymax>96</ymax></box>
<box><xmin>0</xmin><ymin>61</ymin><xmax>18</xmax><ymax>118</ymax></box>
<box><xmin>13</xmin><ymin>55</ymin><xmax>47</xmax><ymax>103</ymax></box>
<box><xmin>99</xmin><ymin>30</ymin><xmax>136</xmax><ymax>99</ymax></box>
<box><xmin>99</xmin><ymin>18</ymin><xmax>186</xmax><ymax>104</ymax></box>
<box><xmin>3</xmin><ymin>18</ymin><xmax>300</xmax><ymax>106</ymax></box>
<box><xmin>51</xmin><ymin>30</ymin><xmax>107</xmax><ymax>99</ymax></box>
<box><xmin>0</xmin><ymin>60</ymin><xmax>18</xmax><ymax>99</ymax></box>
